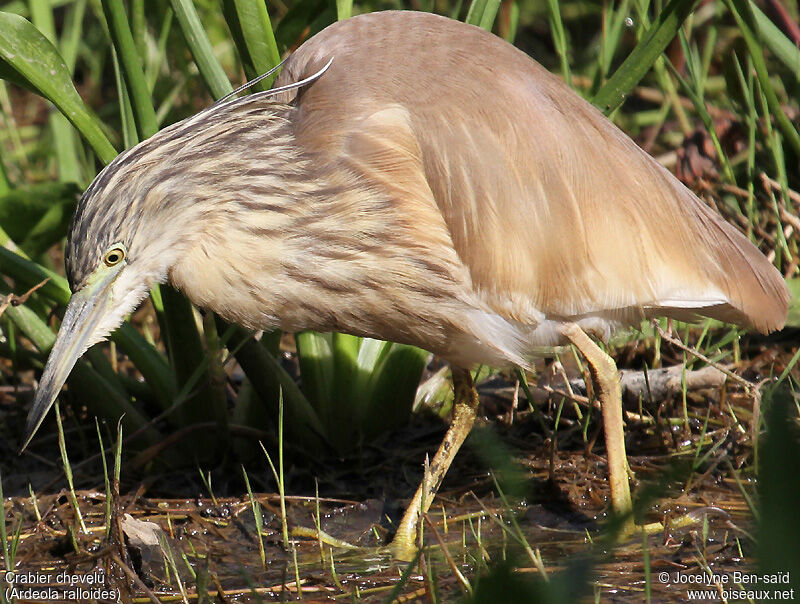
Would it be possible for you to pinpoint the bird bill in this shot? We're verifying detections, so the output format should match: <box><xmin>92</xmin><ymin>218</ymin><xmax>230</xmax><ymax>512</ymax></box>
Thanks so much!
<box><xmin>20</xmin><ymin>269</ymin><xmax>120</xmax><ymax>452</ymax></box>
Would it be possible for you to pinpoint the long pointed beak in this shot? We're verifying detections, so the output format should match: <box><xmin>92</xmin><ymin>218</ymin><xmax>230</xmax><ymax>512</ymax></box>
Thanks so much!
<box><xmin>20</xmin><ymin>272</ymin><xmax>118</xmax><ymax>452</ymax></box>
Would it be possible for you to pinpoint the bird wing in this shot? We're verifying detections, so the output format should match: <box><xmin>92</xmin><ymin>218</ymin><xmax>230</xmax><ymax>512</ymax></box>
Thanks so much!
<box><xmin>276</xmin><ymin>11</ymin><xmax>788</xmax><ymax>335</ymax></box>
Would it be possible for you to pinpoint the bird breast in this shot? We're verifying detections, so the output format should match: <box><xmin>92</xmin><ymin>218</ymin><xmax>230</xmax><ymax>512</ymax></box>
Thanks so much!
<box><xmin>165</xmin><ymin>156</ymin><xmax>534</xmax><ymax>367</ymax></box>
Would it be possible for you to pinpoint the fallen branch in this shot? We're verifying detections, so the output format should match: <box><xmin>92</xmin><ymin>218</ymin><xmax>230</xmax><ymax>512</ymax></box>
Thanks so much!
<box><xmin>539</xmin><ymin>364</ymin><xmax>726</xmax><ymax>412</ymax></box>
<box><xmin>652</xmin><ymin>320</ymin><xmax>754</xmax><ymax>393</ymax></box>
<box><xmin>618</xmin><ymin>364</ymin><xmax>726</xmax><ymax>407</ymax></box>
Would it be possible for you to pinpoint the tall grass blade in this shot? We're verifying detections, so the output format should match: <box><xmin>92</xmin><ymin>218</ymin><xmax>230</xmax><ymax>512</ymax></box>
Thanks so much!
<box><xmin>599</xmin><ymin>0</ymin><xmax>632</xmax><ymax>79</ymax></box>
<box><xmin>478</xmin><ymin>0</ymin><xmax>500</xmax><ymax>31</ymax></box>
<box><xmin>750</xmin><ymin>1</ymin><xmax>800</xmax><ymax>82</ymax></box>
<box><xmin>241</xmin><ymin>466</ymin><xmax>266</xmax><ymax>567</ymax></box>
<box><xmin>465</xmin><ymin>0</ymin><xmax>487</xmax><ymax>27</ymax></box>
<box><xmin>95</xmin><ymin>419</ymin><xmax>113</xmax><ymax>539</ymax></box>
<box><xmin>545</xmin><ymin>0</ymin><xmax>570</xmax><ymax>84</ymax></box>
<box><xmin>28</xmin><ymin>2</ymin><xmax>82</xmax><ymax>184</ymax></box>
<box><xmin>724</xmin><ymin>0</ymin><xmax>800</xmax><ymax>155</ymax></box>
<box><xmin>295</xmin><ymin>331</ymin><xmax>335</xmax><ymax>419</ymax></box>
<box><xmin>592</xmin><ymin>0</ymin><xmax>697</xmax><ymax>114</ymax></box>
<box><xmin>335</xmin><ymin>0</ymin><xmax>352</xmax><ymax>21</ymax></box>
<box><xmin>54</xmin><ymin>401</ymin><xmax>87</xmax><ymax>533</ymax></box>
<box><xmin>296</xmin><ymin>332</ymin><xmax>427</xmax><ymax>453</ymax></box>
<box><xmin>112</xmin><ymin>319</ymin><xmax>176</xmax><ymax>409</ymax></box>
<box><xmin>356</xmin><ymin>342</ymin><xmax>428</xmax><ymax>441</ymax></box>
<box><xmin>111</xmin><ymin>47</ymin><xmax>139</xmax><ymax>150</ymax></box>
<box><xmin>222</xmin><ymin>0</ymin><xmax>281</xmax><ymax>89</ymax></box>
<box><xmin>0</xmin><ymin>11</ymin><xmax>117</xmax><ymax>163</ymax></box>
<box><xmin>102</xmin><ymin>0</ymin><xmax>159</xmax><ymax>137</ymax></box>
<box><xmin>169</xmin><ymin>0</ymin><xmax>234</xmax><ymax>99</ymax></box>
<box><xmin>668</xmin><ymin>34</ymin><xmax>736</xmax><ymax>182</ymax></box>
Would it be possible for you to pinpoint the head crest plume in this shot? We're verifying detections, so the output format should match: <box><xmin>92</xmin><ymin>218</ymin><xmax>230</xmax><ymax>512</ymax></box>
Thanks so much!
<box><xmin>209</xmin><ymin>57</ymin><xmax>334</xmax><ymax>110</ymax></box>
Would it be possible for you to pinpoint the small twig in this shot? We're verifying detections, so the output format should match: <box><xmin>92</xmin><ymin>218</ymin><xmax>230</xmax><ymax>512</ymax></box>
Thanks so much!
<box><xmin>717</xmin><ymin>183</ymin><xmax>783</xmax><ymax>243</ymax></box>
<box><xmin>210</xmin><ymin>572</ymin><xmax>232</xmax><ymax>604</ymax></box>
<box><xmin>652</xmin><ymin>321</ymin><xmax>754</xmax><ymax>394</ymax></box>
<box><xmin>554</xmin><ymin>359</ymin><xmax>576</xmax><ymax>398</ymax></box>
<box><xmin>0</xmin><ymin>278</ymin><xmax>50</xmax><ymax>318</ymax></box>
<box><xmin>760</xmin><ymin>173</ymin><xmax>800</xmax><ymax>205</ymax></box>
<box><xmin>778</xmin><ymin>208</ymin><xmax>800</xmax><ymax>235</ymax></box>
<box><xmin>758</xmin><ymin>173</ymin><xmax>800</xmax><ymax>235</ymax></box>
<box><xmin>538</xmin><ymin>384</ymin><xmax>590</xmax><ymax>409</ymax></box>
<box><xmin>539</xmin><ymin>383</ymin><xmax>651</xmax><ymax>423</ymax></box>
<box><xmin>422</xmin><ymin>513</ymin><xmax>472</xmax><ymax>595</ymax></box>
<box><xmin>504</xmin><ymin>378</ymin><xmax>519</xmax><ymax>427</ymax></box>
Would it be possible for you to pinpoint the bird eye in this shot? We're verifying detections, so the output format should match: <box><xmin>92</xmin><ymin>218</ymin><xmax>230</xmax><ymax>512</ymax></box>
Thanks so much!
<box><xmin>103</xmin><ymin>247</ymin><xmax>125</xmax><ymax>267</ymax></box>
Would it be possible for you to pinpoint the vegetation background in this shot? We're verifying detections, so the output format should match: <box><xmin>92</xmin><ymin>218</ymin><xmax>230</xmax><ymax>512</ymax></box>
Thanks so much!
<box><xmin>0</xmin><ymin>0</ymin><xmax>798</xmax><ymax>601</ymax></box>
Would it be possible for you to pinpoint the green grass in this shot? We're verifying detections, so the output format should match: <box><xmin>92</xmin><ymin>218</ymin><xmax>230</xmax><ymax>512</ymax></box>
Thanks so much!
<box><xmin>0</xmin><ymin>0</ymin><xmax>798</xmax><ymax>599</ymax></box>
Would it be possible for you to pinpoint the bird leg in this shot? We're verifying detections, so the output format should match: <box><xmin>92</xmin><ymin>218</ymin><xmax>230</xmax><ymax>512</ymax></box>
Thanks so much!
<box><xmin>391</xmin><ymin>366</ymin><xmax>478</xmax><ymax>561</ymax></box>
<box><xmin>560</xmin><ymin>323</ymin><xmax>634</xmax><ymax>533</ymax></box>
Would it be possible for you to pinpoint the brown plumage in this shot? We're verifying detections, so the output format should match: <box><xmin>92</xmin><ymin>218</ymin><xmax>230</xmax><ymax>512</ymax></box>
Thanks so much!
<box><xmin>25</xmin><ymin>10</ymin><xmax>789</xmax><ymax>559</ymax></box>
<box><xmin>273</xmin><ymin>11</ymin><xmax>787</xmax><ymax>342</ymax></box>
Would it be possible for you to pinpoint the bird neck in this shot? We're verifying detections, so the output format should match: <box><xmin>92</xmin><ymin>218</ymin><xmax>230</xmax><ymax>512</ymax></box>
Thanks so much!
<box><xmin>165</xmin><ymin>134</ymin><xmax>376</xmax><ymax>331</ymax></box>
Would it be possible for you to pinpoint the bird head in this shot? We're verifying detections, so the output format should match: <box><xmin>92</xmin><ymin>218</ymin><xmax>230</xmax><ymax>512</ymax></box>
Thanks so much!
<box><xmin>21</xmin><ymin>59</ymin><xmax>334</xmax><ymax>451</ymax></box>
<box><xmin>20</xmin><ymin>149</ymin><xmax>183</xmax><ymax>451</ymax></box>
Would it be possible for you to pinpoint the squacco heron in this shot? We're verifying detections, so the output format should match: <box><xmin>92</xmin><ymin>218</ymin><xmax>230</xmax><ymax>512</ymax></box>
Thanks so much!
<box><xmin>21</xmin><ymin>11</ymin><xmax>789</xmax><ymax>560</ymax></box>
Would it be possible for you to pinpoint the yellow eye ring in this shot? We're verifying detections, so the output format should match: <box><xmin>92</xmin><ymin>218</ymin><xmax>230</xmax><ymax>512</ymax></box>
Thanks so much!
<box><xmin>103</xmin><ymin>247</ymin><xmax>126</xmax><ymax>267</ymax></box>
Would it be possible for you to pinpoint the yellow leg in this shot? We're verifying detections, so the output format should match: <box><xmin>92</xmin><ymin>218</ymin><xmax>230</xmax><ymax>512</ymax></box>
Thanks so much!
<box><xmin>391</xmin><ymin>366</ymin><xmax>478</xmax><ymax>561</ymax></box>
<box><xmin>561</xmin><ymin>323</ymin><xmax>634</xmax><ymax>532</ymax></box>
